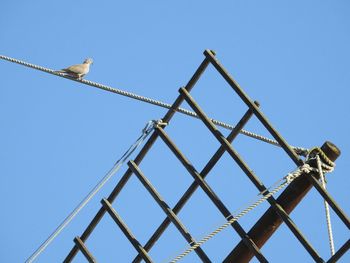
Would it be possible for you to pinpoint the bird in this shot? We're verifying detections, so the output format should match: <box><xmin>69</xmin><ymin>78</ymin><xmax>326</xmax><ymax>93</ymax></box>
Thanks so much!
<box><xmin>55</xmin><ymin>58</ymin><xmax>93</xmax><ymax>80</ymax></box>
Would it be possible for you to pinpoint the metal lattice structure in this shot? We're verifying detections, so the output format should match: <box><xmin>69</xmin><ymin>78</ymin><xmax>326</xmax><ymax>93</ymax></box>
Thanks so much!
<box><xmin>63</xmin><ymin>50</ymin><xmax>350</xmax><ymax>263</ymax></box>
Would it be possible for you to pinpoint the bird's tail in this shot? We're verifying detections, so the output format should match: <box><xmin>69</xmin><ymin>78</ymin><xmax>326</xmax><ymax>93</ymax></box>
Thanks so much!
<box><xmin>54</xmin><ymin>69</ymin><xmax>67</xmax><ymax>74</ymax></box>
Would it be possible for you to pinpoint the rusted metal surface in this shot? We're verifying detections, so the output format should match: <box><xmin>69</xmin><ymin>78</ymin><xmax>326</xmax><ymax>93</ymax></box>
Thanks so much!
<box><xmin>224</xmin><ymin>141</ymin><xmax>341</xmax><ymax>263</ymax></box>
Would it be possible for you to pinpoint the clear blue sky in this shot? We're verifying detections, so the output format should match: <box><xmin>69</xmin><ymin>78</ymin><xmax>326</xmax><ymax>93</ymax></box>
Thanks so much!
<box><xmin>1</xmin><ymin>1</ymin><xmax>349</xmax><ymax>262</ymax></box>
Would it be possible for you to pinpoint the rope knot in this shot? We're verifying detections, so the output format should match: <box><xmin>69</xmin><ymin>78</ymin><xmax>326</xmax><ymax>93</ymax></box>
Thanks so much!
<box><xmin>142</xmin><ymin>119</ymin><xmax>167</xmax><ymax>135</ymax></box>
<box><xmin>285</xmin><ymin>163</ymin><xmax>313</xmax><ymax>183</ymax></box>
<box><xmin>306</xmin><ymin>147</ymin><xmax>335</xmax><ymax>174</ymax></box>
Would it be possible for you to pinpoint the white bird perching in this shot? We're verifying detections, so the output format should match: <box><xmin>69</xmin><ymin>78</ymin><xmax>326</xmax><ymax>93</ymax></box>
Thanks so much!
<box><xmin>55</xmin><ymin>58</ymin><xmax>93</xmax><ymax>80</ymax></box>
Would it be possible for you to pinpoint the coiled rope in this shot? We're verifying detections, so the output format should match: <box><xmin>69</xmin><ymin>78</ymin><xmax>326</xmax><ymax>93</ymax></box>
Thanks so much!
<box><xmin>168</xmin><ymin>148</ymin><xmax>335</xmax><ymax>263</ymax></box>
<box><xmin>25</xmin><ymin>120</ymin><xmax>161</xmax><ymax>263</ymax></box>
<box><xmin>0</xmin><ymin>54</ymin><xmax>308</xmax><ymax>156</ymax></box>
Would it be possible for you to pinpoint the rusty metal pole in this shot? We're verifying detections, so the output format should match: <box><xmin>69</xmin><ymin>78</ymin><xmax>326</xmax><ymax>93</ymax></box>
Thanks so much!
<box><xmin>224</xmin><ymin>141</ymin><xmax>341</xmax><ymax>263</ymax></box>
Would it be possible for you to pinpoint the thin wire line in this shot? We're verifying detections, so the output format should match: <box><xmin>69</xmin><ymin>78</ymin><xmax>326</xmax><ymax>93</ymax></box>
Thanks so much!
<box><xmin>0</xmin><ymin>54</ymin><xmax>307</xmax><ymax>155</ymax></box>
<box><xmin>25</xmin><ymin>120</ymin><xmax>157</xmax><ymax>263</ymax></box>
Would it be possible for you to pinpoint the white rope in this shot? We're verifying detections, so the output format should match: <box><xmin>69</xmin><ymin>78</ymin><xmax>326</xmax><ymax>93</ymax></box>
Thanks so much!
<box><xmin>0</xmin><ymin>54</ymin><xmax>308</xmax><ymax>156</ymax></box>
<box><xmin>316</xmin><ymin>155</ymin><xmax>335</xmax><ymax>256</ymax></box>
<box><xmin>168</xmin><ymin>163</ymin><xmax>315</xmax><ymax>263</ymax></box>
<box><xmin>25</xmin><ymin>120</ymin><xmax>160</xmax><ymax>263</ymax></box>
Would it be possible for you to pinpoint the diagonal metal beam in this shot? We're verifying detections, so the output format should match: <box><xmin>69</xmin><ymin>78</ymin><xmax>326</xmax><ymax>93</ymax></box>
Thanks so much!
<box><xmin>307</xmin><ymin>174</ymin><xmax>350</xmax><ymax>229</ymax></box>
<box><xmin>64</xmin><ymin>133</ymin><xmax>160</xmax><ymax>263</ymax></box>
<box><xmin>179</xmin><ymin>87</ymin><xmax>324</xmax><ymax>262</ymax></box>
<box><xmin>128</xmin><ymin>161</ymin><xmax>211</xmax><ymax>262</ymax></box>
<box><xmin>73</xmin><ymin>237</ymin><xmax>96</xmax><ymax>263</ymax></box>
<box><xmin>133</xmin><ymin>103</ymin><xmax>268</xmax><ymax>263</ymax></box>
<box><xmin>179</xmin><ymin>87</ymin><xmax>267</xmax><ymax>192</ymax></box>
<box><xmin>101</xmin><ymin>198</ymin><xmax>153</xmax><ymax>263</ymax></box>
<box><xmin>156</xmin><ymin>126</ymin><xmax>270</xmax><ymax>262</ymax></box>
<box><xmin>327</xmin><ymin>239</ymin><xmax>350</xmax><ymax>263</ymax></box>
<box><xmin>156</xmin><ymin>125</ymin><xmax>238</xmax><ymax>220</ymax></box>
<box><xmin>203</xmin><ymin>49</ymin><xmax>303</xmax><ymax>166</ymax></box>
